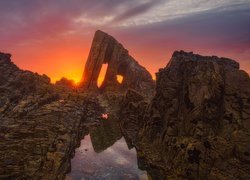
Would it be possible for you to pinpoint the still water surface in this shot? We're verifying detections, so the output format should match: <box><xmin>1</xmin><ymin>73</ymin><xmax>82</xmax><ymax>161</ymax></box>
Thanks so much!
<box><xmin>66</xmin><ymin>118</ymin><xmax>148</xmax><ymax>180</ymax></box>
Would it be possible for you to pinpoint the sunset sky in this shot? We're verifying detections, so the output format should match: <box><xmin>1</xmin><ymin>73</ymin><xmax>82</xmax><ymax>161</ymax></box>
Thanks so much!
<box><xmin>0</xmin><ymin>0</ymin><xmax>250</xmax><ymax>83</ymax></box>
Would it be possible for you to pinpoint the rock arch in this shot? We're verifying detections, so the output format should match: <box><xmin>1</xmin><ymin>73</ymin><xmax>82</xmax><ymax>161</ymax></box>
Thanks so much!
<box><xmin>80</xmin><ymin>30</ymin><xmax>154</xmax><ymax>93</ymax></box>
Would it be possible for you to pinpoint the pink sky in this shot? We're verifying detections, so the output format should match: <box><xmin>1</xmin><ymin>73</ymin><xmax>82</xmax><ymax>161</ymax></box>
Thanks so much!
<box><xmin>0</xmin><ymin>0</ymin><xmax>249</xmax><ymax>83</ymax></box>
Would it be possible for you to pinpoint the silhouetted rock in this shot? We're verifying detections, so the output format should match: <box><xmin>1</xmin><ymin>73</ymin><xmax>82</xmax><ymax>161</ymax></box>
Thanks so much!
<box><xmin>55</xmin><ymin>77</ymin><xmax>78</xmax><ymax>95</ymax></box>
<box><xmin>55</xmin><ymin>77</ymin><xmax>75</xmax><ymax>88</ymax></box>
<box><xmin>80</xmin><ymin>30</ymin><xmax>155</xmax><ymax>96</ymax></box>
<box><xmin>121</xmin><ymin>51</ymin><xmax>250</xmax><ymax>179</ymax></box>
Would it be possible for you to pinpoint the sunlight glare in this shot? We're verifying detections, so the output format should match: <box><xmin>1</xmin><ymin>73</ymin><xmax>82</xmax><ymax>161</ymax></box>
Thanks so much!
<box><xmin>116</xmin><ymin>75</ymin><xmax>123</xmax><ymax>84</ymax></box>
<box><xmin>97</xmin><ymin>64</ymin><xmax>108</xmax><ymax>87</ymax></box>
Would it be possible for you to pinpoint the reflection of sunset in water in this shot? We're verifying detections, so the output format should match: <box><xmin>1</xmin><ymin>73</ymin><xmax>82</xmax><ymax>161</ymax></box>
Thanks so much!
<box><xmin>67</xmin><ymin>135</ymin><xmax>147</xmax><ymax>179</ymax></box>
<box><xmin>101</xmin><ymin>113</ymin><xmax>108</xmax><ymax>119</ymax></box>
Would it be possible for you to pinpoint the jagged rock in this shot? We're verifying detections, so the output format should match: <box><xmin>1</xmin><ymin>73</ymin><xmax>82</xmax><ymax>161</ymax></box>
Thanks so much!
<box><xmin>121</xmin><ymin>51</ymin><xmax>250</xmax><ymax>179</ymax></box>
<box><xmin>0</xmin><ymin>52</ymin><xmax>56</xmax><ymax>116</ymax></box>
<box><xmin>120</xmin><ymin>89</ymin><xmax>148</xmax><ymax>147</ymax></box>
<box><xmin>80</xmin><ymin>30</ymin><xmax>155</xmax><ymax>95</ymax></box>
<box><xmin>2</xmin><ymin>32</ymin><xmax>250</xmax><ymax>179</ymax></box>
<box><xmin>0</xmin><ymin>53</ymin><xmax>103</xmax><ymax>179</ymax></box>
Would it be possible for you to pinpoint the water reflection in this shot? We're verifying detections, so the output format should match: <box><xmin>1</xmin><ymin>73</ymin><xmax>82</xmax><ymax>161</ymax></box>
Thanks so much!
<box><xmin>66</xmin><ymin>117</ymin><xmax>148</xmax><ymax>180</ymax></box>
<box><xmin>90</xmin><ymin>117</ymin><xmax>122</xmax><ymax>153</ymax></box>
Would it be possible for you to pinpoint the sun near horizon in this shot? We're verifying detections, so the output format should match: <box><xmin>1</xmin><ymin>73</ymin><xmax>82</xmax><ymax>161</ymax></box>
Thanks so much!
<box><xmin>1</xmin><ymin>1</ymin><xmax>249</xmax><ymax>86</ymax></box>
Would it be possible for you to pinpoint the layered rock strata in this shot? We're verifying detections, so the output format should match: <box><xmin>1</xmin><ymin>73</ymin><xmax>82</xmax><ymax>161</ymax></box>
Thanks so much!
<box><xmin>121</xmin><ymin>51</ymin><xmax>250</xmax><ymax>179</ymax></box>
<box><xmin>0</xmin><ymin>53</ymin><xmax>103</xmax><ymax>179</ymax></box>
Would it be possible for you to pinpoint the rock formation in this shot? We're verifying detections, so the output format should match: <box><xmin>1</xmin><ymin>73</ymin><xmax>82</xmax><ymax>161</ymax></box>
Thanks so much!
<box><xmin>121</xmin><ymin>51</ymin><xmax>250</xmax><ymax>179</ymax></box>
<box><xmin>1</xmin><ymin>31</ymin><xmax>250</xmax><ymax>179</ymax></box>
<box><xmin>80</xmin><ymin>30</ymin><xmax>154</xmax><ymax>95</ymax></box>
<box><xmin>120</xmin><ymin>89</ymin><xmax>148</xmax><ymax>148</ymax></box>
<box><xmin>0</xmin><ymin>52</ymin><xmax>103</xmax><ymax>179</ymax></box>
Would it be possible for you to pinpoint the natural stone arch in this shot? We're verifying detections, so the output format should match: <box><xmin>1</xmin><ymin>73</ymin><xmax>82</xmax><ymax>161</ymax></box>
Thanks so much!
<box><xmin>80</xmin><ymin>30</ymin><xmax>154</xmax><ymax>93</ymax></box>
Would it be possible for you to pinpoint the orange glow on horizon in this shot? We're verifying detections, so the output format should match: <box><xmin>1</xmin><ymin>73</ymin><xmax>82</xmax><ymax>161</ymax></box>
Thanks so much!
<box><xmin>8</xmin><ymin>35</ymin><xmax>92</xmax><ymax>85</ymax></box>
<box><xmin>6</xmin><ymin>33</ymin><xmax>162</xmax><ymax>87</ymax></box>
<box><xmin>6</xmin><ymin>32</ymin><xmax>249</xmax><ymax>86</ymax></box>
<box><xmin>51</xmin><ymin>72</ymin><xmax>82</xmax><ymax>84</ymax></box>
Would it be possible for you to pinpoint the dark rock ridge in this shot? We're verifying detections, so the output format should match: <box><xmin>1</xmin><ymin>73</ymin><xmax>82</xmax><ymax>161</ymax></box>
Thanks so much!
<box><xmin>121</xmin><ymin>51</ymin><xmax>250</xmax><ymax>179</ymax></box>
<box><xmin>80</xmin><ymin>30</ymin><xmax>154</xmax><ymax>95</ymax></box>
<box><xmin>0</xmin><ymin>52</ymin><xmax>54</xmax><ymax>113</ymax></box>
<box><xmin>120</xmin><ymin>89</ymin><xmax>148</xmax><ymax>148</ymax></box>
<box><xmin>0</xmin><ymin>52</ymin><xmax>103</xmax><ymax>179</ymax></box>
<box><xmin>55</xmin><ymin>77</ymin><xmax>76</xmax><ymax>88</ymax></box>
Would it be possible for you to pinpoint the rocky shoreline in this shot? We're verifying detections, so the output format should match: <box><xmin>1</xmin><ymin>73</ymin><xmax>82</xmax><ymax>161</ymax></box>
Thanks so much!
<box><xmin>120</xmin><ymin>51</ymin><xmax>250</xmax><ymax>179</ymax></box>
<box><xmin>0</xmin><ymin>52</ymin><xmax>106</xmax><ymax>179</ymax></box>
<box><xmin>1</xmin><ymin>31</ymin><xmax>249</xmax><ymax>179</ymax></box>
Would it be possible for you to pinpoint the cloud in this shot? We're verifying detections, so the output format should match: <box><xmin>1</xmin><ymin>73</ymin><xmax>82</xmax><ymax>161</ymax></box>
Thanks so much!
<box><xmin>0</xmin><ymin>0</ymin><xmax>249</xmax><ymax>78</ymax></box>
<box><xmin>110</xmin><ymin>0</ymin><xmax>250</xmax><ymax>26</ymax></box>
<box><xmin>112</xmin><ymin>0</ymin><xmax>163</xmax><ymax>23</ymax></box>
<box><xmin>109</xmin><ymin>4</ymin><xmax>250</xmax><ymax>74</ymax></box>
<box><xmin>1</xmin><ymin>0</ymin><xmax>249</xmax><ymax>43</ymax></box>
<box><xmin>114</xmin><ymin>4</ymin><xmax>250</xmax><ymax>50</ymax></box>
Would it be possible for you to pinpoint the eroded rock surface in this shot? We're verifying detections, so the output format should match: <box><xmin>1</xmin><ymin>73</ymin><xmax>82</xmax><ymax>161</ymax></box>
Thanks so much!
<box><xmin>80</xmin><ymin>30</ymin><xmax>154</xmax><ymax>95</ymax></box>
<box><xmin>1</xmin><ymin>34</ymin><xmax>250</xmax><ymax>179</ymax></box>
<box><xmin>0</xmin><ymin>52</ymin><xmax>103</xmax><ymax>179</ymax></box>
<box><xmin>121</xmin><ymin>51</ymin><xmax>250</xmax><ymax>179</ymax></box>
<box><xmin>120</xmin><ymin>89</ymin><xmax>148</xmax><ymax>148</ymax></box>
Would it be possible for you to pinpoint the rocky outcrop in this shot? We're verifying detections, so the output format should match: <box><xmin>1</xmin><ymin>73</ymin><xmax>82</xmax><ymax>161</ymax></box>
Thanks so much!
<box><xmin>80</xmin><ymin>30</ymin><xmax>154</xmax><ymax>95</ymax></box>
<box><xmin>0</xmin><ymin>52</ymin><xmax>55</xmax><ymax>116</ymax></box>
<box><xmin>121</xmin><ymin>51</ymin><xmax>250</xmax><ymax>179</ymax></box>
<box><xmin>120</xmin><ymin>89</ymin><xmax>148</xmax><ymax>148</ymax></box>
<box><xmin>2</xmin><ymin>32</ymin><xmax>250</xmax><ymax>179</ymax></box>
<box><xmin>0</xmin><ymin>53</ymin><xmax>103</xmax><ymax>179</ymax></box>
